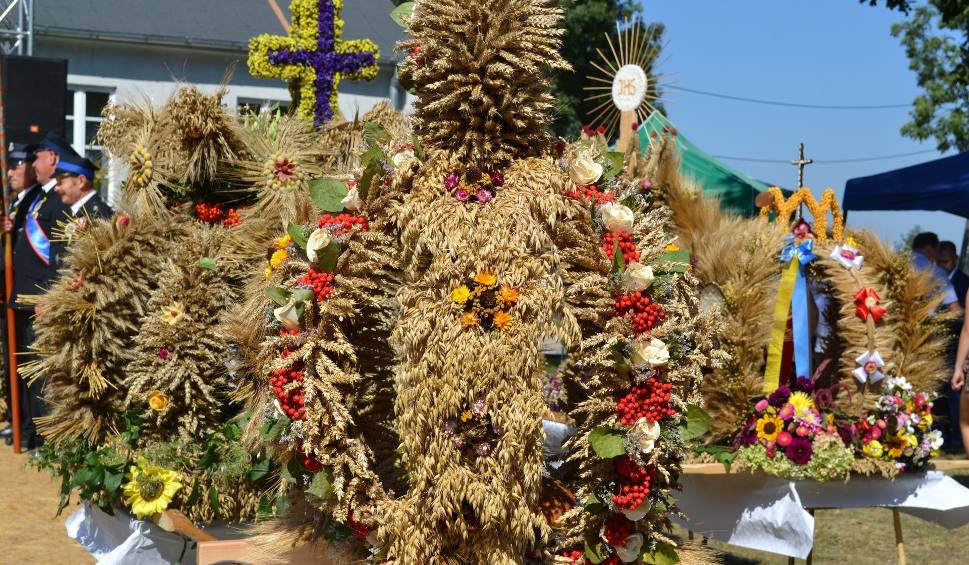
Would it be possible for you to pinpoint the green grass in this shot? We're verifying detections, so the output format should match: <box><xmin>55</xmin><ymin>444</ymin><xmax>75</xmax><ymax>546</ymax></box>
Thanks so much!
<box><xmin>673</xmin><ymin>471</ymin><xmax>969</xmax><ymax>564</ymax></box>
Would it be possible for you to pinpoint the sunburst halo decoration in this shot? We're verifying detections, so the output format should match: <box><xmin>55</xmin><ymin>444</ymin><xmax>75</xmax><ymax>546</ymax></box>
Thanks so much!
<box><xmin>584</xmin><ymin>16</ymin><xmax>669</xmax><ymax>139</ymax></box>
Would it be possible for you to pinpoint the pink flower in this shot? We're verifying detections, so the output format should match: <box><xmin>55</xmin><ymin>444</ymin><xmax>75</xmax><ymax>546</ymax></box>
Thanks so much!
<box><xmin>158</xmin><ymin>346</ymin><xmax>172</xmax><ymax>360</ymax></box>
<box><xmin>490</xmin><ymin>171</ymin><xmax>505</xmax><ymax>187</ymax></box>
<box><xmin>454</xmin><ymin>189</ymin><xmax>471</xmax><ymax>202</ymax></box>
<box><xmin>778</xmin><ymin>404</ymin><xmax>795</xmax><ymax>420</ymax></box>
<box><xmin>876</xmin><ymin>419</ymin><xmax>887</xmax><ymax>429</ymax></box>
<box><xmin>796</xmin><ymin>425</ymin><xmax>810</xmax><ymax>437</ymax></box>
<box><xmin>766</xmin><ymin>446</ymin><xmax>777</xmax><ymax>458</ymax></box>
<box><xmin>476</xmin><ymin>188</ymin><xmax>494</xmax><ymax>203</ymax></box>
<box><xmin>445</xmin><ymin>173</ymin><xmax>461</xmax><ymax>190</ymax></box>
<box><xmin>641</xmin><ymin>178</ymin><xmax>653</xmax><ymax>190</ymax></box>
<box><xmin>755</xmin><ymin>399</ymin><xmax>769</xmax><ymax>412</ymax></box>
<box><xmin>871</xmin><ymin>427</ymin><xmax>882</xmax><ymax>440</ymax></box>
<box><xmin>777</xmin><ymin>431</ymin><xmax>793</xmax><ymax>446</ymax></box>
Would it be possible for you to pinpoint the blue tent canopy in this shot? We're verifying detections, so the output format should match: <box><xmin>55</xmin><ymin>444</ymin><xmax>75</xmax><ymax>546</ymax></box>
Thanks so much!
<box><xmin>843</xmin><ymin>151</ymin><xmax>969</xmax><ymax>217</ymax></box>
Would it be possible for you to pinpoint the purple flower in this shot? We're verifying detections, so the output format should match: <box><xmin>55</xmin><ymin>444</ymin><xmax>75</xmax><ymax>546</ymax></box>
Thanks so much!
<box><xmin>454</xmin><ymin>189</ymin><xmax>471</xmax><ymax>202</ymax></box>
<box><xmin>445</xmin><ymin>173</ymin><xmax>461</xmax><ymax>190</ymax></box>
<box><xmin>158</xmin><ymin>346</ymin><xmax>172</xmax><ymax>361</ymax></box>
<box><xmin>795</xmin><ymin>376</ymin><xmax>815</xmax><ymax>393</ymax></box>
<box><xmin>475</xmin><ymin>442</ymin><xmax>491</xmax><ymax>456</ymax></box>
<box><xmin>452</xmin><ymin>435</ymin><xmax>466</xmax><ymax>449</ymax></box>
<box><xmin>734</xmin><ymin>420</ymin><xmax>759</xmax><ymax>447</ymax></box>
<box><xmin>491</xmin><ymin>424</ymin><xmax>504</xmax><ymax>436</ymax></box>
<box><xmin>785</xmin><ymin>437</ymin><xmax>813</xmax><ymax>465</ymax></box>
<box><xmin>755</xmin><ymin>399</ymin><xmax>769</xmax><ymax>412</ymax></box>
<box><xmin>476</xmin><ymin>188</ymin><xmax>494</xmax><ymax>203</ymax></box>
<box><xmin>472</xmin><ymin>398</ymin><xmax>486</xmax><ymax>415</ymax></box>
<box><xmin>768</xmin><ymin>386</ymin><xmax>791</xmax><ymax>408</ymax></box>
<box><xmin>443</xmin><ymin>419</ymin><xmax>458</xmax><ymax>435</ymax></box>
<box><xmin>641</xmin><ymin>178</ymin><xmax>652</xmax><ymax>190</ymax></box>
<box><xmin>490</xmin><ymin>171</ymin><xmax>505</xmax><ymax>187</ymax></box>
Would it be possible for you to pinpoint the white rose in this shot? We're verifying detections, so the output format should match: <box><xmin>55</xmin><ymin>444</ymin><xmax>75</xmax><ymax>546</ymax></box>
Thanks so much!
<box><xmin>622</xmin><ymin>262</ymin><xmax>654</xmax><ymax>291</ymax></box>
<box><xmin>632</xmin><ymin>417</ymin><xmax>662</xmax><ymax>455</ymax></box>
<box><xmin>570</xmin><ymin>155</ymin><xmax>603</xmax><ymax>186</ymax></box>
<box><xmin>599</xmin><ymin>202</ymin><xmax>635</xmax><ymax>233</ymax></box>
<box><xmin>615</xmin><ymin>533</ymin><xmax>644</xmax><ymax>563</ymax></box>
<box><xmin>630</xmin><ymin>337</ymin><xmax>669</xmax><ymax>368</ymax></box>
<box><xmin>273</xmin><ymin>299</ymin><xmax>301</xmax><ymax>330</ymax></box>
<box><xmin>341</xmin><ymin>187</ymin><xmax>363</xmax><ymax>212</ymax></box>
<box><xmin>620</xmin><ymin>498</ymin><xmax>653</xmax><ymax>522</ymax></box>
<box><xmin>306</xmin><ymin>227</ymin><xmax>332</xmax><ymax>264</ymax></box>
<box><xmin>392</xmin><ymin>148</ymin><xmax>415</xmax><ymax>168</ymax></box>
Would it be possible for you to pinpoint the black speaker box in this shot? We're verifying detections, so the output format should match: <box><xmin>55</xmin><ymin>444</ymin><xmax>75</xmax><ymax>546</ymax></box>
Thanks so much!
<box><xmin>2</xmin><ymin>55</ymin><xmax>68</xmax><ymax>145</ymax></box>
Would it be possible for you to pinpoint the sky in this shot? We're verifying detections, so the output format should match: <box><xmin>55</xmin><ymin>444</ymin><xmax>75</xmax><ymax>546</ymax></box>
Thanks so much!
<box><xmin>641</xmin><ymin>0</ymin><xmax>963</xmax><ymax>249</ymax></box>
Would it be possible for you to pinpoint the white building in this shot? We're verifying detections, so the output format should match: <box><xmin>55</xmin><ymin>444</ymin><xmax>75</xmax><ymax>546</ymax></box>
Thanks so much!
<box><xmin>30</xmin><ymin>0</ymin><xmax>408</xmax><ymax>196</ymax></box>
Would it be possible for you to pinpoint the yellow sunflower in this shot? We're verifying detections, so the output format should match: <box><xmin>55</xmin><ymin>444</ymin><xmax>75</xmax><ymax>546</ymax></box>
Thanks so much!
<box><xmin>473</xmin><ymin>272</ymin><xmax>498</xmax><ymax>287</ymax></box>
<box><xmin>122</xmin><ymin>458</ymin><xmax>182</xmax><ymax>519</ymax></box>
<box><xmin>160</xmin><ymin>302</ymin><xmax>185</xmax><ymax>325</ymax></box>
<box><xmin>755</xmin><ymin>414</ymin><xmax>784</xmax><ymax>443</ymax></box>
<box><xmin>788</xmin><ymin>392</ymin><xmax>815</xmax><ymax>419</ymax></box>
<box><xmin>452</xmin><ymin>285</ymin><xmax>471</xmax><ymax>304</ymax></box>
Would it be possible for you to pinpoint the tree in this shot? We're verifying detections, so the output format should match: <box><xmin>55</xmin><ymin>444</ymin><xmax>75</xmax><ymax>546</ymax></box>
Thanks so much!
<box><xmin>863</xmin><ymin>1</ymin><xmax>969</xmax><ymax>151</ymax></box>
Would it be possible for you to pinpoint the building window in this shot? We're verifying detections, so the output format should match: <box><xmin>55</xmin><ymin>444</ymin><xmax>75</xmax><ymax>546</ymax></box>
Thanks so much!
<box><xmin>66</xmin><ymin>87</ymin><xmax>114</xmax><ymax>195</ymax></box>
<box><xmin>237</xmin><ymin>98</ymin><xmax>290</xmax><ymax>116</ymax></box>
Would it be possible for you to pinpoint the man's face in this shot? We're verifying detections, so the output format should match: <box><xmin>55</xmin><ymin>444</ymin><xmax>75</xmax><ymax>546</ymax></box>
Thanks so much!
<box><xmin>31</xmin><ymin>149</ymin><xmax>58</xmax><ymax>183</ymax></box>
<box><xmin>54</xmin><ymin>174</ymin><xmax>88</xmax><ymax>205</ymax></box>
<box><xmin>7</xmin><ymin>161</ymin><xmax>35</xmax><ymax>192</ymax></box>
<box><xmin>938</xmin><ymin>250</ymin><xmax>957</xmax><ymax>274</ymax></box>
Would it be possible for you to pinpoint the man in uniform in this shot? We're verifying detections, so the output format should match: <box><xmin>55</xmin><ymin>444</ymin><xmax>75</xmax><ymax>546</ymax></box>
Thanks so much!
<box><xmin>49</xmin><ymin>152</ymin><xmax>112</xmax><ymax>271</ymax></box>
<box><xmin>9</xmin><ymin>133</ymin><xmax>71</xmax><ymax>449</ymax></box>
<box><xmin>0</xmin><ymin>143</ymin><xmax>38</xmax><ymax>445</ymax></box>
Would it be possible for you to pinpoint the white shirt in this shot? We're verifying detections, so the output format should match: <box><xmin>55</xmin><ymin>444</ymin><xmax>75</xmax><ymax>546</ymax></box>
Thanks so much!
<box><xmin>41</xmin><ymin>179</ymin><xmax>56</xmax><ymax>193</ymax></box>
<box><xmin>70</xmin><ymin>191</ymin><xmax>96</xmax><ymax>216</ymax></box>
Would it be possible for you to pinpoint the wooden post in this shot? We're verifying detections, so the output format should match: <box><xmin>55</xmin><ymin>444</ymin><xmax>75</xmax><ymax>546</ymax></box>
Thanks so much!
<box><xmin>616</xmin><ymin>110</ymin><xmax>635</xmax><ymax>153</ymax></box>
<box><xmin>892</xmin><ymin>508</ymin><xmax>906</xmax><ymax>565</ymax></box>
<box><xmin>0</xmin><ymin>56</ymin><xmax>20</xmax><ymax>454</ymax></box>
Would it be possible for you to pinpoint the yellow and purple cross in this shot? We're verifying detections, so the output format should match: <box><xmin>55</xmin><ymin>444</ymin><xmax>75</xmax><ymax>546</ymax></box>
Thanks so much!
<box><xmin>248</xmin><ymin>0</ymin><xmax>380</xmax><ymax>127</ymax></box>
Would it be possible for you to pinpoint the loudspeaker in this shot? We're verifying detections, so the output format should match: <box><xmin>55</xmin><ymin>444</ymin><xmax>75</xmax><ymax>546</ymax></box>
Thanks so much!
<box><xmin>2</xmin><ymin>55</ymin><xmax>68</xmax><ymax>145</ymax></box>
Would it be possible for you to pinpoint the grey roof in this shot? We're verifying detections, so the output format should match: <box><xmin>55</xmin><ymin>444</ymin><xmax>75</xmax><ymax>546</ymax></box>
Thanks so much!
<box><xmin>34</xmin><ymin>0</ymin><xmax>404</xmax><ymax>62</ymax></box>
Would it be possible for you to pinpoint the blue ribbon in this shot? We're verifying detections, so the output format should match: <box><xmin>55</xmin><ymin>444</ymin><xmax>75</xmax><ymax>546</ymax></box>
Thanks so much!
<box><xmin>780</xmin><ymin>237</ymin><xmax>815</xmax><ymax>379</ymax></box>
<box><xmin>24</xmin><ymin>196</ymin><xmax>50</xmax><ymax>265</ymax></box>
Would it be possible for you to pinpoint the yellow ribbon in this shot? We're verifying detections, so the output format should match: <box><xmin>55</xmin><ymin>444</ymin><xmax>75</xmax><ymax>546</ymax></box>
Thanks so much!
<box><xmin>764</xmin><ymin>257</ymin><xmax>800</xmax><ymax>393</ymax></box>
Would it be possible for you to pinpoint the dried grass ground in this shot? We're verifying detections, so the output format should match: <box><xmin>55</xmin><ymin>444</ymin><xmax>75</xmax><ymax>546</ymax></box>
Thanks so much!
<box><xmin>0</xmin><ymin>445</ymin><xmax>94</xmax><ymax>564</ymax></box>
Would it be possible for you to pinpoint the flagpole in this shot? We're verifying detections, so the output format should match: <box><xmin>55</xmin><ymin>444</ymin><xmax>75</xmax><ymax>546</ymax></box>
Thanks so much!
<box><xmin>0</xmin><ymin>56</ymin><xmax>21</xmax><ymax>453</ymax></box>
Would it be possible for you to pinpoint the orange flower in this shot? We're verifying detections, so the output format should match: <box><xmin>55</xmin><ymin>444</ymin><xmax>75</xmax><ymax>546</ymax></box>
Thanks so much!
<box><xmin>473</xmin><ymin>272</ymin><xmax>497</xmax><ymax>287</ymax></box>
<box><xmin>147</xmin><ymin>390</ymin><xmax>170</xmax><ymax>412</ymax></box>
<box><xmin>498</xmin><ymin>285</ymin><xmax>519</xmax><ymax>306</ymax></box>
<box><xmin>493</xmin><ymin>311</ymin><xmax>512</xmax><ymax>330</ymax></box>
<box><xmin>460</xmin><ymin>312</ymin><xmax>479</xmax><ymax>328</ymax></box>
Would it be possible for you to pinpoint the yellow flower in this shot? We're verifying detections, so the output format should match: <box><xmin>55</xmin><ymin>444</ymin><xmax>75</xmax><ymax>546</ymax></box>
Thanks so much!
<box><xmin>755</xmin><ymin>414</ymin><xmax>784</xmax><ymax>443</ymax></box>
<box><xmin>460</xmin><ymin>410</ymin><xmax>473</xmax><ymax>422</ymax></box>
<box><xmin>473</xmin><ymin>272</ymin><xmax>497</xmax><ymax>287</ymax></box>
<box><xmin>788</xmin><ymin>392</ymin><xmax>815</xmax><ymax>419</ymax></box>
<box><xmin>160</xmin><ymin>302</ymin><xmax>185</xmax><ymax>325</ymax></box>
<box><xmin>452</xmin><ymin>285</ymin><xmax>471</xmax><ymax>304</ymax></box>
<box><xmin>498</xmin><ymin>285</ymin><xmax>519</xmax><ymax>306</ymax></box>
<box><xmin>147</xmin><ymin>390</ymin><xmax>170</xmax><ymax>413</ymax></box>
<box><xmin>122</xmin><ymin>458</ymin><xmax>182</xmax><ymax>519</ymax></box>
<box><xmin>665</xmin><ymin>244</ymin><xmax>681</xmax><ymax>252</ymax></box>
<box><xmin>919</xmin><ymin>413</ymin><xmax>933</xmax><ymax>430</ymax></box>
<box><xmin>460</xmin><ymin>312</ymin><xmax>479</xmax><ymax>328</ymax></box>
<box><xmin>863</xmin><ymin>440</ymin><xmax>883</xmax><ymax>458</ymax></box>
<box><xmin>886</xmin><ymin>432</ymin><xmax>917</xmax><ymax>458</ymax></box>
<box><xmin>269</xmin><ymin>248</ymin><xmax>288</xmax><ymax>270</ymax></box>
<box><xmin>264</xmin><ymin>266</ymin><xmax>273</xmax><ymax>279</ymax></box>
<box><xmin>274</xmin><ymin>234</ymin><xmax>293</xmax><ymax>250</ymax></box>
<box><xmin>493</xmin><ymin>311</ymin><xmax>512</xmax><ymax>330</ymax></box>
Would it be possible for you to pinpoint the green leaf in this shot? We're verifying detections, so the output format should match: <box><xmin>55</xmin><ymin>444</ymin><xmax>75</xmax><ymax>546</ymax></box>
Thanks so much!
<box><xmin>413</xmin><ymin>135</ymin><xmax>424</xmax><ymax>162</ymax></box>
<box><xmin>611</xmin><ymin>238</ymin><xmax>625</xmax><ymax>275</ymax></box>
<box><xmin>602</xmin><ymin>151</ymin><xmax>624</xmax><ymax>181</ymax></box>
<box><xmin>363</xmin><ymin>121</ymin><xmax>392</xmax><ymax>145</ymax></box>
<box><xmin>309</xmin><ymin>178</ymin><xmax>349</xmax><ymax>212</ymax></box>
<box><xmin>208</xmin><ymin>486</ymin><xmax>221</xmax><ymax>517</ymax></box>
<box><xmin>71</xmin><ymin>467</ymin><xmax>97</xmax><ymax>488</ymax></box>
<box><xmin>587</xmin><ymin>426</ymin><xmax>626</xmax><ymax>459</ymax></box>
<box><xmin>291</xmin><ymin>287</ymin><xmax>314</xmax><ymax>304</ymax></box>
<box><xmin>195</xmin><ymin>257</ymin><xmax>217</xmax><ymax>270</ymax></box>
<box><xmin>287</xmin><ymin>223</ymin><xmax>311</xmax><ymax>250</ymax></box>
<box><xmin>655</xmin><ymin>249</ymin><xmax>691</xmax><ymax>274</ymax></box>
<box><xmin>185</xmin><ymin>480</ymin><xmax>201</xmax><ymax>506</ymax></box>
<box><xmin>693</xmin><ymin>444</ymin><xmax>737</xmax><ymax>469</ymax></box>
<box><xmin>261</xmin><ymin>415</ymin><xmax>290</xmax><ymax>441</ymax></box>
<box><xmin>584</xmin><ymin>491</ymin><xmax>605</xmax><ymax>513</ymax></box>
<box><xmin>389</xmin><ymin>1</ymin><xmax>414</xmax><ymax>27</ymax></box>
<box><xmin>680</xmin><ymin>404</ymin><xmax>713</xmax><ymax>442</ymax></box>
<box><xmin>104</xmin><ymin>471</ymin><xmax>123</xmax><ymax>496</ymax></box>
<box><xmin>266</xmin><ymin>287</ymin><xmax>291</xmax><ymax>306</ymax></box>
<box><xmin>584</xmin><ymin>528</ymin><xmax>607</xmax><ymax>564</ymax></box>
<box><xmin>257</xmin><ymin>495</ymin><xmax>274</xmax><ymax>518</ymax></box>
<box><xmin>248</xmin><ymin>458</ymin><xmax>271</xmax><ymax>482</ymax></box>
<box><xmin>282</xmin><ymin>457</ymin><xmax>304</xmax><ymax>484</ymax></box>
<box><xmin>316</xmin><ymin>242</ymin><xmax>341</xmax><ymax>273</ymax></box>
<box><xmin>275</xmin><ymin>493</ymin><xmax>292</xmax><ymax>515</ymax></box>
<box><xmin>307</xmin><ymin>468</ymin><xmax>335</xmax><ymax>501</ymax></box>
<box><xmin>641</xmin><ymin>541</ymin><xmax>680</xmax><ymax>565</ymax></box>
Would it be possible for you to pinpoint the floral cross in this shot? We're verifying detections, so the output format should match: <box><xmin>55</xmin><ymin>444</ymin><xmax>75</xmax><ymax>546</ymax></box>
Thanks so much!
<box><xmin>248</xmin><ymin>0</ymin><xmax>380</xmax><ymax>127</ymax></box>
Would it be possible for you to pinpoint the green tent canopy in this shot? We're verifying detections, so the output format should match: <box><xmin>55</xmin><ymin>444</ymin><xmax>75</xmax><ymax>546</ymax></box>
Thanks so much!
<box><xmin>638</xmin><ymin>113</ymin><xmax>778</xmax><ymax>216</ymax></box>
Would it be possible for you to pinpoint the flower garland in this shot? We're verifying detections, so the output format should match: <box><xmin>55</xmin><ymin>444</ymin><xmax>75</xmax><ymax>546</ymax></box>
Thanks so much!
<box><xmin>451</xmin><ymin>273</ymin><xmax>518</xmax><ymax>330</ymax></box>
<box><xmin>247</xmin><ymin>0</ymin><xmax>380</xmax><ymax>127</ymax></box>
<box><xmin>444</xmin><ymin>167</ymin><xmax>504</xmax><ymax>203</ymax></box>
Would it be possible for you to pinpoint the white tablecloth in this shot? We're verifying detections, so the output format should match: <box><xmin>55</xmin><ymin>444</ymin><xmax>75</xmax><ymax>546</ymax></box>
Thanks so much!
<box><xmin>675</xmin><ymin>470</ymin><xmax>969</xmax><ymax>559</ymax></box>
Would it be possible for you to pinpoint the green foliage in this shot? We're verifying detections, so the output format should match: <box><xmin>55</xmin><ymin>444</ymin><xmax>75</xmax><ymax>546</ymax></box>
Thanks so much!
<box><xmin>30</xmin><ymin>437</ymin><xmax>127</xmax><ymax>516</ymax></box>
<box><xmin>679</xmin><ymin>404</ymin><xmax>712</xmax><ymax>441</ymax></box>
<box><xmin>893</xmin><ymin>223</ymin><xmax>924</xmax><ymax>252</ymax></box>
<box><xmin>309</xmin><ymin>178</ymin><xmax>349</xmax><ymax>212</ymax></box>
<box><xmin>588</xmin><ymin>425</ymin><xmax>627</xmax><ymax>458</ymax></box>
<box><xmin>641</xmin><ymin>541</ymin><xmax>680</xmax><ymax>565</ymax></box>
<box><xmin>885</xmin><ymin>2</ymin><xmax>969</xmax><ymax>151</ymax></box>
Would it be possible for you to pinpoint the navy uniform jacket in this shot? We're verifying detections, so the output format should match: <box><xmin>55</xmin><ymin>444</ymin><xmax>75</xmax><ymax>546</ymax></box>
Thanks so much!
<box><xmin>10</xmin><ymin>183</ymin><xmax>70</xmax><ymax>310</ymax></box>
<box><xmin>0</xmin><ymin>184</ymin><xmax>41</xmax><ymax>298</ymax></box>
<box><xmin>49</xmin><ymin>192</ymin><xmax>112</xmax><ymax>272</ymax></box>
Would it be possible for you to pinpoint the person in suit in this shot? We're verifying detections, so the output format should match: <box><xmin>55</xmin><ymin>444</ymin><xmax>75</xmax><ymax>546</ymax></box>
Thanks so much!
<box><xmin>49</xmin><ymin>152</ymin><xmax>112</xmax><ymax>271</ymax></box>
<box><xmin>939</xmin><ymin>241</ymin><xmax>969</xmax><ymax>453</ymax></box>
<box><xmin>0</xmin><ymin>143</ymin><xmax>39</xmax><ymax>445</ymax></box>
<box><xmin>10</xmin><ymin>132</ymin><xmax>72</xmax><ymax>449</ymax></box>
